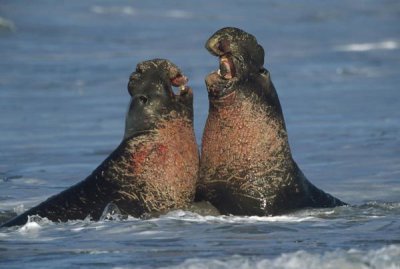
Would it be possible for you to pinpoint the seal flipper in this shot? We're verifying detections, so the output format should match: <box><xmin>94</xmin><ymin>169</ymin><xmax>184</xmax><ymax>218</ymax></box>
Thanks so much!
<box><xmin>294</xmin><ymin>162</ymin><xmax>347</xmax><ymax>208</ymax></box>
<box><xmin>0</xmin><ymin>182</ymin><xmax>110</xmax><ymax>227</ymax></box>
<box><xmin>0</xmin><ymin>141</ymin><xmax>128</xmax><ymax>227</ymax></box>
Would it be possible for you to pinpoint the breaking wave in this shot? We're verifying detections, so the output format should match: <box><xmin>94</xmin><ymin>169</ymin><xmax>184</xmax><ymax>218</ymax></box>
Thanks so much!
<box><xmin>164</xmin><ymin>245</ymin><xmax>400</xmax><ymax>269</ymax></box>
<box><xmin>0</xmin><ymin>16</ymin><xmax>16</xmax><ymax>31</ymax></box>
<box><xmin>335</xmin><ymin>40</ymin><xmax>398</xmax><ymax>52</ymax></box>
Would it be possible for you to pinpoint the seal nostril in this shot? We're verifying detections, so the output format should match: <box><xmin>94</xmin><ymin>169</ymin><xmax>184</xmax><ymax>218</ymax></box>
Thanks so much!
<box><xmin>138</xmin><ymin>95</ymin><xmax>148</xmax><ymax>104</ymax></box>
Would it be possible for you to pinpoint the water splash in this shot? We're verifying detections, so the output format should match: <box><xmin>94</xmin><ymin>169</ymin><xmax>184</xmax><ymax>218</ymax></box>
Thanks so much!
<box><xmin>99</xmin><ymin>202</ymin><xmax>124</xmax><ymax>221</ymax></box>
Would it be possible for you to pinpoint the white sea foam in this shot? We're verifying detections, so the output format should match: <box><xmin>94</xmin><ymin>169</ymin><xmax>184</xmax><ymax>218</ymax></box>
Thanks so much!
<box><xmin>18</xmin><ymin>221</ymin><xmax>41</xmax><ymax>233</ymax></box>
<box><xmin>136</xmin><ymin>230</ymin><xmax>161</xmax><ymax>235</ymax></box>
<box><xmin>165</xmin><ymin>10</ymin><xmax>193</xmax><ymax>19</ymax></box>
<box><xmin>90</xmin><ymin>5</ymin><xmax>136</xmax><ymax>15</ymax></box>
<box><xmin>71</xmin><ymin>249</ymin><xmax>122</xmax><ymax>255</ymax></box>
<box><xmin>157</xmin><ymin>210</ymin><xmax>319</xmax><ymax>224</ymax></box>
<box><xmin>335</xmin><ymin>40</ymin><xmax>398</xmax><ymax>52</ymax></box>
<box><xmin>0</xmin><ymin>16</ymin><xmax>16</xmax><ymax>31</ymax></box>
<box><xmin>18</xmin><ymin>215</ymin><xmax>50</xmax><ymax>233</ymax></box>
<box><xmin>13</xmin><ymin>204</ymin><xmax>25</xmax><ymax>214</ymax></box>
<box><xmin>164</xmin><ymin>245</ymin><xmax>400</xmax><ymax>269</ymax></box>
<box><xmin>71</xmin><ymin>226</ymin><xmax>85</xmax><ymax>232</ymax></box>
<box><xmin>336</xmin><ymin>67</ymin><xmax>377</xmax><ymax>77</ymax></box>
<box><xmin>89</xmin><ymin>5</ymin><xmax>193</xmax><ymax>19</ymax></box>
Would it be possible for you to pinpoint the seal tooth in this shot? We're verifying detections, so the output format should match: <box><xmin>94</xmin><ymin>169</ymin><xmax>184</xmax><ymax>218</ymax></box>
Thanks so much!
<box><xmin>179</xmin><ymin>85</ymin><xmax>189</xmax><ymax>96</ymax></box>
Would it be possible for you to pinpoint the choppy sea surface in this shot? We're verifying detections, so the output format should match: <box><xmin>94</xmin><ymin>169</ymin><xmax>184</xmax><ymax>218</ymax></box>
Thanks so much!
<box><xmin>1</xmin><ymin>1</ymin><xmax>399</xmax><ymax>268</ymax></box>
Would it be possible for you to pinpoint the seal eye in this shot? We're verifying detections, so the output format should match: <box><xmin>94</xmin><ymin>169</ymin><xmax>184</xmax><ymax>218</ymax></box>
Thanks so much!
<box><xmin>138</xmin><ymin>95</ymin><xmax>148</xmax><ymax>104</ymax></box>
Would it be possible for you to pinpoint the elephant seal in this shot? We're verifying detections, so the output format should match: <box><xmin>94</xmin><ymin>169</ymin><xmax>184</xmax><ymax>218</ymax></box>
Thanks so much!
<box><xmin>196</xmin><ymin>27</ymin><xmax>346</xmax><ymax>216</ymax></box>
<box><xmin>2</xmin><ymin>59</ymin><xmax>199</xmax><ymax>227</ymax></box>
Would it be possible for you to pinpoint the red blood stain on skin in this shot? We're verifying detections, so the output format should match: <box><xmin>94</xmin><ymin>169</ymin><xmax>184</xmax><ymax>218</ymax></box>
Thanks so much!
<box><xmin>131</xmin><ymin>144</ymin><xmax>170</xmax><ymax>174</ymax></box>
<box><xmin>157</xmin><ymin>144</ymin><xmax>168</xmax><ymax>155</ymax></box>
<box><xmin>126</xmin><ymin>116</ymin><xmax>199</xmax><ymax>211</ymax></box>
<box><xmin>131</xmin><ymin>146</ymin><xmax>150</xmax><ymax>174</ymax></box>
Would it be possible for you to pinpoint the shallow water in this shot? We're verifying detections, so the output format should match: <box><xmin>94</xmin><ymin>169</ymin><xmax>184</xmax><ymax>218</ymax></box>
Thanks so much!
<box><xmin>1</xmin><ymin>0</ymin><xmax>399</xmax><ymax>268</ymax></box>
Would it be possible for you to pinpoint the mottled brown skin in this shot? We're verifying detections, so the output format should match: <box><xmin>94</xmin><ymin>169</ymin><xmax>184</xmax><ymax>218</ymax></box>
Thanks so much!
<box><xmin>196</xmin><ymin>27</ymin><xmax>346</xmax><ymax>215</ymax></box>
<box><xmin>2</xmin><ymin>59</ymin><xmax>199</xmax><ymax>227</ymax></box>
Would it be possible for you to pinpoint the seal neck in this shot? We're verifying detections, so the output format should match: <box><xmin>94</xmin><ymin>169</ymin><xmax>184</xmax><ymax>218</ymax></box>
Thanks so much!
<box><xmin>209</xmin><ymin>90</ymin><xmax>238</xmax><ymax>108</ymax></box>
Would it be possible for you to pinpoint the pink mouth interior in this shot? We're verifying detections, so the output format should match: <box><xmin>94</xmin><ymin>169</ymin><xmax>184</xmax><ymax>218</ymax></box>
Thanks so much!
<box><xmin>218</xmin><ymin>55</ymin><xmax>235</xmax><ymax>80</ymax></box>
<box><xmin>170</xmin><ymin>74</ymin><xmax>190</xmax><ymax>96</ymax></box>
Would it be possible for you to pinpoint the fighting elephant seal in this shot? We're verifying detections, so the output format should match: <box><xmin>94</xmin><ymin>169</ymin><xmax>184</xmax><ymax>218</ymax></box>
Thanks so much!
<box><xmin>196</xmin><ymin>27</ymin><xmax>346</xmax><ymax>215</ymax></box>
<box><xmin>2</xmin><ymin>59</ymin><xmax>199</xmax><ymax>227</ymax></box>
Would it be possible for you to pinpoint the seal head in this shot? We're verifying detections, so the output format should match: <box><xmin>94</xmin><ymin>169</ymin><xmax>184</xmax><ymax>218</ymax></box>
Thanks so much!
<box><xmin>125</xmin><ymin>59</ymin><xmax>193</xmax><ymax>138</ymax></box>
<box><xmin>204</xmin><ymin>27</ymin><xmax>264</xmax><ymax>98</ymax></box>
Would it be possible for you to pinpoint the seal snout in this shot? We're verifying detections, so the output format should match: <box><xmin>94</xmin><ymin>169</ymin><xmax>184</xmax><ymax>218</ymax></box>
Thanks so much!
<box><xmin>205</xmin><ymin>29</ymin><xmax>244</xmax><ymax>98</ymax></box>
<box><xmin>206</xmin><ymin>34</ymin><xmax>236</xmax><ymax>81</ymax></box>
<box><xmin>205</xmin><ymin>27</ymin><xmax>265</xmax><ymax>85</ymax></box>
<box><xmin>129</xmin><ymin>59</ymin><xmax>192</xmax><ymax>100</ymax></box>
<box><xmin>170</xmin><ymin>73</ymin><xmax>191</xmax><ymax>97</ymax></box>
<box><xmin>159</xmin><ymin>60</ymin><xmax>192</xmax><ymax>98</ymax></box>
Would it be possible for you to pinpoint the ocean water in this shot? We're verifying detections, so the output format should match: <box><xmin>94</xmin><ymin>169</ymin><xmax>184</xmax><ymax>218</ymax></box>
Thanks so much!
<box><xmin>0</xmin><ymin>0</ymin><xmax>399</xmax><ymax>268</ymax></box>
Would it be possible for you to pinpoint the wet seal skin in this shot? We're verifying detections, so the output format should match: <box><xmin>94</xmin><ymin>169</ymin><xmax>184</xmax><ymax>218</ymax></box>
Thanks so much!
<box><xmin>1</xmin><ymin>59</ymin><xmax>199</xmax><ymax>227</ymax></box>
<box><xmin>196</xmin><ymin>27</ymin><xmax>346</xmax><ymax>216</ymax></box>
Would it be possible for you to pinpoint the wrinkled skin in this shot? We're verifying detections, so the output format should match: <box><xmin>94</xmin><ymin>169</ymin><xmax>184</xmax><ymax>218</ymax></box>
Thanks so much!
<box><xmin>196</xmin><ymin>27</ymin><xmax>346</xmax><ymax>215</ymax></box>
<box><xmin>2</xmin><ymin>59</ymin><xmax>199</xmax><ymax>227</ymax></box>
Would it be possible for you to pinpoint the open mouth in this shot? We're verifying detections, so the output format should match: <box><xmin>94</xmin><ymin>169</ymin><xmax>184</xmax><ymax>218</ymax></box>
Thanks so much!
<box><xmin>205</xmin><ymin>53</ymin><xmax>237</xmax><ymax>98</ymax></box>
<box><xmin>218</xmin><ymin>55</ymin><xmax>236</xmax><ymax>80</ymax></box>
<box><xmin>170</xmin><ymin>73</ymin><xmax>191</xmax><ymax>97</ymax></box>
<box><xmin>130</xmin><ymin>59</ymin><xmax>192</xmax><ymax>100</ymax></box>
<box><xmin>168</xmin><ymin>71</ymin><xmax>193</xmax><ymax>110</ymax></box>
